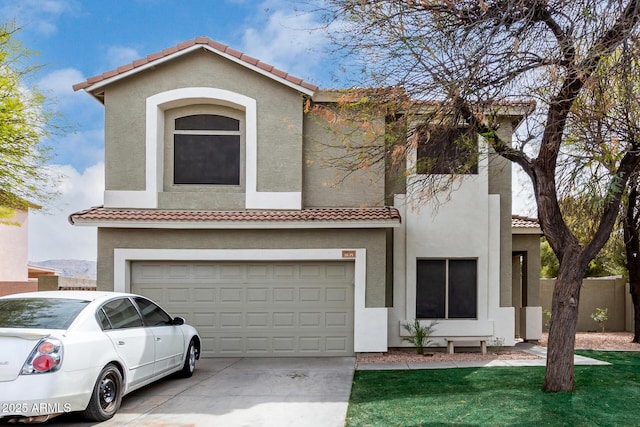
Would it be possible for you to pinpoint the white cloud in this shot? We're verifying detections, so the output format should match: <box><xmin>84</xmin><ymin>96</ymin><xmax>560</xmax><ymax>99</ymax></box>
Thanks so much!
<box><xmin>1</xmin><ymin>0</ymin><xmax>77</xmax><ymax>36</ymax></box>
<box><xmin>37</xmin><ymin>67</ymin><xmax>86</xmax><ymax>107</ymax></box>
<box><xmin>240</xmin><ymin>8</ymin><xmax>333</xmax><ymax>85</ymax></box>
<box><xmin>28</xmin><ymin>162</ymin><xmax>104</xmax><ymax>262</ymax></box>
<box><xmin>106</xmin><ymin>46</ymin><xmax>141</xmax><ymax>69</ymax></box>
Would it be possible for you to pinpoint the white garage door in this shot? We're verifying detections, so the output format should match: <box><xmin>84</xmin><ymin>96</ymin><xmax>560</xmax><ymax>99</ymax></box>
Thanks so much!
<box><xmin>131</xmin><ymin>261</ymin><xmax>355</xmax><ymax>357</ymax></box>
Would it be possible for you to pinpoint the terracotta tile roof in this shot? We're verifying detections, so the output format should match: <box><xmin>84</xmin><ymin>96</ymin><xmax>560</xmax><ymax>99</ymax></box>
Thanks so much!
<box><xmin>69</xmin><ymin>206</ymin><xmax>401</xmax><ymax>227</ymax></box>
<box><xmin>73</xmin><ymin>36</ymin><xmax>318</xmax><ymax>93</ymax></box>
<box><xmin>512</xmin><ymin>215</ymin><xmax>540</xmax><ymax>228</ymax></box>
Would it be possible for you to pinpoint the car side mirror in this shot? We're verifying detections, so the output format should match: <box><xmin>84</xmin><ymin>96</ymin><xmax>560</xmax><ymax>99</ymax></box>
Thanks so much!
<box><xmin>172</xmin><ymin>317</ymin><xmax>185</xmax><ymax>326</ymax></box>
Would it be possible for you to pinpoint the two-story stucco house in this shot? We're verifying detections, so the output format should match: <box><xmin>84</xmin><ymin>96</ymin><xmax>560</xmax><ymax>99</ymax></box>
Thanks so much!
<box><xmin>70</xmin><ymin>37</ymin><xmax>541</xmax><ymax>357</ymax></box>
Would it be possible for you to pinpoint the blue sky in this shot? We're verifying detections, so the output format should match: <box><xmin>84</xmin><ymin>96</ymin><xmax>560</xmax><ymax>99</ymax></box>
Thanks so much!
<box><xmin>0</xmin><ymin>0</ymin><xmax>343</xmax><ymax>262</ymax></box>
<box><xmin>2</xmin><ymin>0</ymin><xmax>534</xmax><ymax>262</ymax></box>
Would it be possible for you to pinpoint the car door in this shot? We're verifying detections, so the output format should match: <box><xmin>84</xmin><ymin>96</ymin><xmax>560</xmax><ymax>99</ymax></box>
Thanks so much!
<box><xmin>133</xmin><ymin>297</ymin><xmax>184</xmax><ymax>376</ymax></box>
<box><xmin>100</xmin><ymin>298</ymin><xmax>155</xmax><ymax>387</ymax></box>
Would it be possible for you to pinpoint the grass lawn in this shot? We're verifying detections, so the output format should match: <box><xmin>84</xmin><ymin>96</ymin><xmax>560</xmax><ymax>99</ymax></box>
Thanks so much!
<box><xmin>346</xmin><ymin>351</ymin><xmax>640</xmax><ymax>426</ymax></box>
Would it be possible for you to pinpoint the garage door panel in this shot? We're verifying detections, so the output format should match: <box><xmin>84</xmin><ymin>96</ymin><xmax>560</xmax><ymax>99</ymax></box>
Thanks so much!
<box><xmin>326</xmin><ymin>337</ymin><xmax>348</xmax><ymax>352</ymax></box>
<box><xmin>193</xmin><ymin>288</ymin><xmax>216</xmax><ymax>302</ymax></box>
<box><xmin>300</xmin><ymin>288</ymin><xmax>321</xmax><ymax>302</ymax></box>
<box><xmin>274</xmin><ymin>265</ymin><xmax>295</xmax><ymax>278</ymax></box>
<box><xmin>247</xmin><ymin>288</ymin><xmax>268</xmax><ymax>302</ymax></box>
<box><xmin>132</xmin><ymin>261</ymin><xmax>354</xmax><ymax>357</ymax></box>
<box><xmin>273</xmin><ymin>288</ymin><xmax>294</xmax><ymax>302</ymax></box>
<box><xmin>273</xmin><ymin>312</ymin><xmax>294</xmax><ymax>327</ymax></box>
<box><xmin>326</xmin><ymin>312</ymin><xmax>348</xmax><ymax>327</ymax></box>
<box><xmin>246</xmin><ymin>312</ymin><xmax>269</xmax><ymax>327</ymax></box>
<box><xmin>299</xmin><ymin>312</ymin><xmax>321</xmax><ymax>327</ymax></box>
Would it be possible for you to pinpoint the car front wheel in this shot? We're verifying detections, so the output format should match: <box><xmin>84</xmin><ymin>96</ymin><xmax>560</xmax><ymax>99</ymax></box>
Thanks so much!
<box><xmin>82</xmin><ymin>363</ymin><xmax>123</xmax><ymax>421</ymax></box>
<box><xmin>179</xmin><ymin>340</ymin><xmax>197</xmax><ymax>378</ymax></box>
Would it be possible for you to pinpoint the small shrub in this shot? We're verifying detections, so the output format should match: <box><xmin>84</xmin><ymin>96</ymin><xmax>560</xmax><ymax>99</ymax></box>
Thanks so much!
<box><xmin>543</xmin><ymin>309</ymin><xmax>552</xmax><ymax>330</ymax></box>
<box><xmin>488</xmin><ymin>336</ymin><xmax>505</xmax><ymax>352</ymax></box>
<box><xmin>402</xmin><ymin>319</ymin><xmax>438</xmax><ymax>355</ymax></box>
<box><xmin>591</xmin><ymin>307</ymin><xmax>608</xmax><ymax>333</ymax></box>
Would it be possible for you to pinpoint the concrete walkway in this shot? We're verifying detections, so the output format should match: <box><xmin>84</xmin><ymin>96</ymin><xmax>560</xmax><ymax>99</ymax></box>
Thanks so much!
<box><xmin>356</xmin><ymin>343</ymin><xmax>611</xmax><ymax>371</ymax></box>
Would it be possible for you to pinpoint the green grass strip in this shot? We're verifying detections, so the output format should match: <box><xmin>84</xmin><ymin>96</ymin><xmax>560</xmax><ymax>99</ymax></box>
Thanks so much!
<box><xmin>346</xmin><ymin>351</ymin><xmax>640</xmax><ymax>426</ymax></box>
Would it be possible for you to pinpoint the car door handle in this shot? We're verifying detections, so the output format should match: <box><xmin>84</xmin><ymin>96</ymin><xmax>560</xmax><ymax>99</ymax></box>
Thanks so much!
<box><xmin>117</xmin><ymin>341</ymin><xmax>125</xmax><ymax>346</ymax></box>
<box><xmin>155</xmin><ymin>337</ymin><xmax>161</xmax><ymax>342</ymax></box>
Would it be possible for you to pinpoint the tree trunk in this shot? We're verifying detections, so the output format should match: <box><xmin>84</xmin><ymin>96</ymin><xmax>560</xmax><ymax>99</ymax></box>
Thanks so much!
<box><xmin>623</xmin><ymin>182</ymin><xmax>640</xmax><ymax>343</ymax></box>
<box><xmin>543</xmin><ymin>263</ymin><xmax>583</xmax><ymax>392</ymax></box>
<box><xmin>632</xmin><ymin>283</ymin><xmax>640</xmax><ymax>343</ymax></box>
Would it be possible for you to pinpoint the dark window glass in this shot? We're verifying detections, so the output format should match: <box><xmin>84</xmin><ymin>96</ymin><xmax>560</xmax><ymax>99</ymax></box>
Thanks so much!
<box><xmin>416</xmin><ymin>259</ymin><xmax>477</xmax><ymax>319</ymax></box>
<box><xmin>173</xmin><ymin>113</ymin><xmax>241</xmax><ymax>186</ymax></box>
<box><xmin>448</xmin><ymin>260</ymin><xmax>477</xmax><ymax>318</ymax></box>
<box><xmin>416</xmin><ymin>126</ymin><xmax>478</xmax><ymax>174</ymax></box>
<box><xmin>0</xmin><ymin>298</ymin><xmax>89</xmax><ymax>329</ymax></box>
<box><xmin>175</xmin><ymin>114</ymin><xmax>239</xmax><ymax>131</ymax></box>
<box><xmin>174</xmin><ymin>134</ymin><xmax>240</xmax><ymax>184</ymax></box>
<box><xmin>97</xmin><ymin>308</ymin><xmax>111</xmax><ymax>330</ymax></box>
<box><xmin>102</xmin><ymin>298</ymin><xmax>143</xmax><ymax>329</ymax></box>
<box><xmin>134</xmin><ymin>297</ymin><xmax>173</xmax><ymax>326</ymax></box>
<box><xmin>416</xmin><ymin>260</ymin><xmax>446</xmax><ymax>318</ymax></box>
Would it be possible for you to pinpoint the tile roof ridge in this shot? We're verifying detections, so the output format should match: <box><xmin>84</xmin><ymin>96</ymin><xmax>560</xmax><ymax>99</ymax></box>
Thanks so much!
<box><xmin>512</xmin><ymin>214</ymin><xmax>539</xmax><ymax>223</ymax></box>
<box><xmin>68</xmin><ymin>206</ymin><xmax>402</xmax><ymax>223</ymax></box>
<box><xmin>73</xmin><ymin>36</ymin><xmax>318</xmax><ymax>93</ymax></box>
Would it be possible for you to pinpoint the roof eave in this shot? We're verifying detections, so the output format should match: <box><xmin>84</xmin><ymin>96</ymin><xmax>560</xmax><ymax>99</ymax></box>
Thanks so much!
<box><xmin>69</xmin><ymin>218</ymin><xmax>401</xmax><ymax>229</ymax></box>
<box><xmin>77</xmin><ymin>44</ymin><xmax>316</xmax><ymax>101</ymax></box>
<box><xmin>512</xmin><ymin>227</ymin><xmax>543</xmax><ymax>235</ymax></box>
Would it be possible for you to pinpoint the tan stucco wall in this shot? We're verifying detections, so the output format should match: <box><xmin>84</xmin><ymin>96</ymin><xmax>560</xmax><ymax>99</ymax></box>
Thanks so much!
<box><xmin>97</xmin><ymin>227</ymin><xmax>388</xmax><ymax>307</ymax></box>
<box><xmin>488</xmin><ymin>122</ymin><xmax>516</xmax><ymax>307</ymax></box>
<box><xmin>302</xmin><ymin>106</ymin><xmax>386</xmax><ymax>208</ymax></box>
<box><xmin>102</xmin><ymin>49</ymin><xmax>304</xmax><ymax>208</ymax></box>
<box><xmin>512</xmin><ymin>234</ymin><xmax>541</xmax><ymax>306</ymax></box>
<box><xmin>540</xmin><ymin>277</ymin><xmax>630</xmax><ymax>332</ymax></box>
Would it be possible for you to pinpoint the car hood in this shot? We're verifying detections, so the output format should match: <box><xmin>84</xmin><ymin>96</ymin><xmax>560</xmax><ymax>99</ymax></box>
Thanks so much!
<box><xmin>0</xmin><ymin>330</ymin><xmax>51</xmax><ymax>382</ymax></box>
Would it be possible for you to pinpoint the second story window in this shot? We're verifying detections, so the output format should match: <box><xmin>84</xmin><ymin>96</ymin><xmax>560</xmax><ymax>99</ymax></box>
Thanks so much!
<box><xmin>416</xmin><ymin>125</ymin><xmax>478</xmax><ymax>175</ymax></box>
<box><xmin>173</xmin><ymin>114</ymin><xmax>241</xmax><ymax>185</ymax></box>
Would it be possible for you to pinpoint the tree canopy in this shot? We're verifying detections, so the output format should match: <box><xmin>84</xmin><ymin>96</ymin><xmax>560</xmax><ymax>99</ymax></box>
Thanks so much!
<box><xmin>0</xmin><ymin>23</ymin><xmax>60</xmax><ymax>219</ymax></box>
<box><xmin>321</xmin><ymin>0</ymin><xmax>640</xmax><ymax>391</ymax></box>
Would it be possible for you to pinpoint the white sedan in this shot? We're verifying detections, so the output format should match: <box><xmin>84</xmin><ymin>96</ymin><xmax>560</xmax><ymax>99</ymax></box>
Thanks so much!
<box><xmin>0</xmin><ymin>291</ymin><xmax>200</xmax><ymax>423</ymax></box>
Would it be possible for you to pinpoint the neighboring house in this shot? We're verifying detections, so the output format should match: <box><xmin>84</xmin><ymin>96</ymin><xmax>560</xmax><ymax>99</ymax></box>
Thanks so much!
<box><xmin>0</xmin><ymin>204</ymin><xmax>58</xmax><ymax>296</ymax></box>
<box><xmin>70</xmin><ymin>37</ymin><xmax>541</xmax><ymax>357</ymax></box>
<box><xmin>0</xmin><ymin>202</ymin><xmax>96</xmax><ymax>296</ymax></box>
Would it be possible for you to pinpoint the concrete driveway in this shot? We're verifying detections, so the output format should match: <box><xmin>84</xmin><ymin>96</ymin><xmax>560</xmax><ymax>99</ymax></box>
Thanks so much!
<box><xmin>37</xmin><ymin>357</ymin><xmax>355</xmax><ymax>427</ymax></box>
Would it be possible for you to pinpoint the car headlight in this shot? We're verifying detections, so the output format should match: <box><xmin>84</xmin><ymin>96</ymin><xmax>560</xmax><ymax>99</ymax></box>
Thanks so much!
<box><xmin>21</xmin><ymin>338</ymin><xmax>63</xmax><ymax>374</ymax></box>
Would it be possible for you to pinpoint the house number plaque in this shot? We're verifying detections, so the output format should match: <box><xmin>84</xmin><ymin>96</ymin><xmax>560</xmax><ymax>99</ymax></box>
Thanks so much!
<box><xmin>342</xmin><ymin>250</ymin><xmax>356</xmax><ymax>258</ymax></box>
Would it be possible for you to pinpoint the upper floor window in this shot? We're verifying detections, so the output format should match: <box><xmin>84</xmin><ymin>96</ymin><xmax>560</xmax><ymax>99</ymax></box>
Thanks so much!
<box><xmin>416</xmin><ymin>125</ymin><xmax>478</xmax><ymax>174</ymax></box>
<box><xmin>173</xmin><ymin>114</ymin><xmax>241</xmax><ymax>185</ymax></box>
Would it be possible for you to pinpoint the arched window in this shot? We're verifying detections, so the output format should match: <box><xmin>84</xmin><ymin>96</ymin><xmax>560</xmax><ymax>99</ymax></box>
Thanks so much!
<box><xmin>173</xmin><ymin>114</ymin><xmax>241</xmax><ymax>185</ymax></box>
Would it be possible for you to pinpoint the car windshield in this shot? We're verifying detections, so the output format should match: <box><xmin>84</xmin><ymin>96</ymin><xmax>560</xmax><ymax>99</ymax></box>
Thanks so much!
<box><xmin>0</xmin><ymin>298</ymin><xmax>90</xmax><ymax>329</ymax></box>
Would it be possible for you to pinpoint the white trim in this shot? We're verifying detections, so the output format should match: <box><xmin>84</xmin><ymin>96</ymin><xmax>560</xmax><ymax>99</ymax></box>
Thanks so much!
<box><xmin>103</xmin><ymin>87</ymin><xmax>301</xmax><ymax>210</ymax></box>
<box><xmin>83</xmin><ymin>44</ymin><xmax>316</xmax><ymax>97</ymax></box>
<box><xmin>113</xmin><ymin>247</ymin><xmax>387</xmax><ymax>353</ymax></box>
<box><xmin>245</xmin><ymin>191</ymin><xmax>301</xmax><ymax>210</ymax></box>
<box><xmin>71</xmin><ymin>219</ymin><xmax>400</xmax><ymax>229</ymax></box>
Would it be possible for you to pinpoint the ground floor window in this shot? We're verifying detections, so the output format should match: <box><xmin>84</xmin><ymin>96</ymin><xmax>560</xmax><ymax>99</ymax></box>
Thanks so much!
<box><xmin>416</xmin><ymin>259</ymin><xmax>477</xmax><ymax>319</ymax></box>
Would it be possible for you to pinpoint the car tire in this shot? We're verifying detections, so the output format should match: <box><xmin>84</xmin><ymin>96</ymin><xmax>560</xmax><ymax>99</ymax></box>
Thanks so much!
<box><xmin>82</xmin><ymin>363</ymin><xmax>123</xmax><ymax>421</ymax></box>
<box><xmin>179</xmin><ymin>339</ymin><xmax>197</xmax><ymax>378</ymax></box>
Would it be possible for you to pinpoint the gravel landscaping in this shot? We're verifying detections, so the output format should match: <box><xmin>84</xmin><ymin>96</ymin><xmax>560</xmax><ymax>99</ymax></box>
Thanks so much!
<box><xmin>357</xmin><ymin>332</ymin><xmax>640</xmax><ymax>365</ymax></box>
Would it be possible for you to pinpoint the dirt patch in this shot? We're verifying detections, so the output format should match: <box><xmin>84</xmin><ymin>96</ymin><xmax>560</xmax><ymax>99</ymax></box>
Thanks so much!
<box><xmin>357</xmin><ymin>333</ymin><xmax>640</xmax><ymax>364</ymax></box>
<box><xmin>540</xmin><ymin>332</ymin><xmax>640</xmax><ymax>351</ymax></box>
